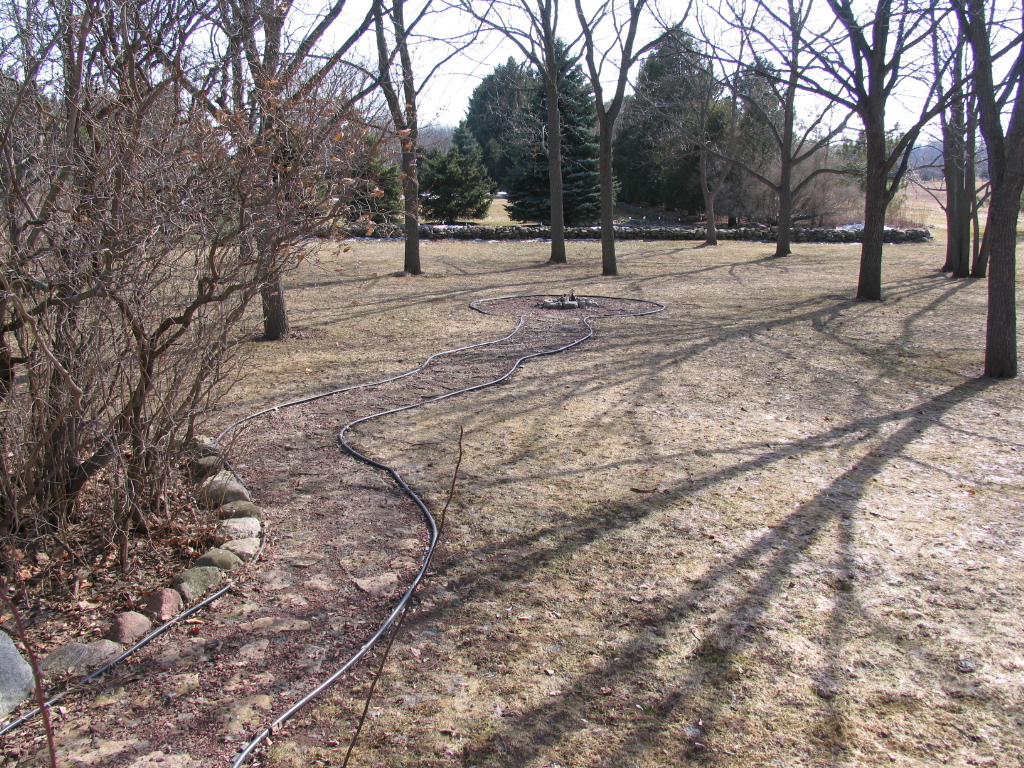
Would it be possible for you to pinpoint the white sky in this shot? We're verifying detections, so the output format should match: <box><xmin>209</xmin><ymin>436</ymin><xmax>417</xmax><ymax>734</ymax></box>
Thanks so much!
<box><xmin>324</xmin><ymin>0</ymin><xmax>1017</xmax><ymax>138</ymax></box>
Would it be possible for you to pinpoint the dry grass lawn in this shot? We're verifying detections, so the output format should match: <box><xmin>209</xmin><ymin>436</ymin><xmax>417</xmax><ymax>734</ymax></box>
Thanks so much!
<box><xmin>219</xmin><ymin>233</ymin><xmax>1024</xmax><ymax>768</ymax></box>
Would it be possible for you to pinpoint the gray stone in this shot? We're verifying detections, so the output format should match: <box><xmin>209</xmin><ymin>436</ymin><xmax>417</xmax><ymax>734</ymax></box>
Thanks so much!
<box><xmin>192</xmin><ymin>435</ymin><xmax>221</xmax><ymax>455</ymax></box>
<box><xmin>213</xmin><ymin>516</ymin><xmax>261</xmax><ymax>545</ymax></box>
<box><xmin>40</xmin><ymin>639</ymin><xmax>123</xmax><ymax>675</ymax></box>
<box><xmin>217</xmin><ymin>500</ymin><xmax>264</xmax><ymax>520</ymax></box>
<box><xmin>189</xmin><ymin>454</ymin><xmax>224</xmax><ymax>480</ymax></box>
<box><xmin>127</xmin><ymin>752</ymin><xmax>201</xmax><ymax>768</ymax></box>
<box><xmin>353</xmin><ymin>572</ymin><xmax>399</xmax><ymax>596</ymax></box>
<box><xmin>242</xmin><ymin>616</ymin><xmax>311</xmax><ymax>633</ymax></box>
<box><xmin>222</xmin><ymin>537</ymin><xmax>261</xmax><ymax>561</ymax></box>
<box><xmin>194</xmin><ymin>547</ymin><xmax>243</xmax><ymax>571</ymax></box>
<box><xmin>57</xmin><ymin>736</ymin><xmax>150</xmax><ymax>765</ymax></box>
<box><xmin>199</xmin><ymin>471</ymin><xmax>251</xmax><ymax>508</ymax></box>
<box><xmin>218</xmin><ymin>694</ymin><xmax>272</xmax><ymax>735</ymax></box>
<box><xmin>143</xmin><ymin>588</ymin><xmax>183</xmax><ymax>621</ymax></box>
<box><xmin>956</xmin><ymin>657</ymin><xmax>978</xmax><ymax>673</ymax></box>
<box><xmin>0</xmin><ymin>629</ymin><xmax>34</xmax><ymax>718</ymax></box>
<box><xmin>107</xmin><ymin>611</ymin><xmax>152</xmax><ymax>645</ymax></box>
<box><xmin>172</xmin><ymin>566</ymin><xmax>223</xmax><ymax>603</ymax></box>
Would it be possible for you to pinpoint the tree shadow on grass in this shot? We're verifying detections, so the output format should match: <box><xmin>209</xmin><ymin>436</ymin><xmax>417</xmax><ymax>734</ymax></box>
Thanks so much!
<box><xmin>398</xmin><ymin>378</ymin><xmax>993</xmax><ymax>767</ymax></box>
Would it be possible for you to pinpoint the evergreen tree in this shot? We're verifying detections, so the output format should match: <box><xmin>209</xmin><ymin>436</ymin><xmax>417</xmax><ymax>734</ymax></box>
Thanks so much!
<box><xmin>465</xmin><ymin>58</ymin><xmax>531</xmax><ymax>190</ymax></box>
<box><xmin>506</xmin><ymin>48</ymin><xmax>601</xmax><ymax>226</ymax></box>
<box><xmin>420</xmin><ymin>124</ymin><xmax>496</xmax><ymax>223</ymax></box>
<box><xmin>613</xmin><ymin>31</ymin><xmax>710</xmax><ymax>213</ymax></box>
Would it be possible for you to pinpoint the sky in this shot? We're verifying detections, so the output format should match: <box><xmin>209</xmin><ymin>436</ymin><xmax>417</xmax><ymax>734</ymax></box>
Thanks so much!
<box><xmin>320</xmin><ymin>0</ymin><xmax>1016</xmax><ymax>140</ymax></box>
<box><xmin>338</xmin><ymin>0</ymin><xmax>676</xmax><ymax>129</ymax></box>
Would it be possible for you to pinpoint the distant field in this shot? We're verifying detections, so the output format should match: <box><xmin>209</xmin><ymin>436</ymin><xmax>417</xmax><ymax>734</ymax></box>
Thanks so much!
<box><xmin>897</xmin><ymin>182</ymin><xmax>949</xmax><ymax>230</ymax></box>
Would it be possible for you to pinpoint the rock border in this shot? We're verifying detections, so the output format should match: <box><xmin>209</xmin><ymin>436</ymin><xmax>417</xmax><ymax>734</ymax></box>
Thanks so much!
<box><xmin>336</xmin><ymin>222</ymin><xmax>932</xmax><ymax>244</ymax></box>
<box><xmin>0</xmin><ymin>439</ymin><xmax>266</xmax><ymax>720</ymax></box>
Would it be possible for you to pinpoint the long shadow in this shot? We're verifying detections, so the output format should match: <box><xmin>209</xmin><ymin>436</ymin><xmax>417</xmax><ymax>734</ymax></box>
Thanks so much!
<box><xmin>433</xmin><ymin>378</ymin><xmax>995</xmax><ymax>766</ymax></box>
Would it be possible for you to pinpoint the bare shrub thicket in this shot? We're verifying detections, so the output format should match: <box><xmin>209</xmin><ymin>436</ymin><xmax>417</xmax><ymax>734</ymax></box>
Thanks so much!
<box><xmin>0</xmin><ymin>0</ymin><xmax>370</xmax><ymax>580</ymax></box>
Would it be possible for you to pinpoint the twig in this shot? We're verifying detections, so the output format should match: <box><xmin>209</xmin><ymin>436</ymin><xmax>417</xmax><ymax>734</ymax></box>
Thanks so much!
<box><xmin>438</xmin><ymin>425</ymin><xmax>464</xmax><ymax>536</ymax></box>
<box><xmin>1</xmin><ymin>583</ymin><xmax>58</xmax><ymax>768</ymax></box>
<box><xmin>340</xmin><ymin>605</ymin><xmax>409</xmax><ymax>768</ymax></box>
<box><xmin>339</xmin><ymin>425</ymin><xmax>464</xmax><ymax>768</ymax></box>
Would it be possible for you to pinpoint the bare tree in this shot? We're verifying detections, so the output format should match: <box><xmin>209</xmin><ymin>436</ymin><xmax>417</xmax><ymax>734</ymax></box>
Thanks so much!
<box><xmin>458</xmin><ymin>0</ymin><xmax>578</xmax><ymax>264</ymax></box>
<box><xmin>0</xmin><ymin>0</ymin><xmax>373</xmax><ymax>574</ymax></box>
<box><xmin>934</xmin><ymin>24</ymin><xmax>978</xmax><ymax>278</ymax></box>
<box><xmin>722</xmin><ymin>0</ymin><xmax>854</xmax><ymax>257</ymax></box>
<box><xmin>956</xmin><ymin>0</ymin><xmax>1024</xmax><ymax>378</ymax></box>
<box><xmin>645</xmin><ymin>27</ymin><xmax>743</xmax><ymax>245</ymax></box>
<box><xmin>802</xmin><ymin>0</ymin><xmax>950</xmax><ymax>300</ymax></box>
<box><xmin>374</xmin><ymin>0</ymin><xmax>478</xmax><ymax>275</ymax></box>
<box><xmin>574</xmin><ymin>0</ymin><xmax>670</xmax><ymax>275</ymax></box>
<box><xmin>156</xmin><ymin>0</ymin><xmax>377</xmax><ymax>339</ymax></box>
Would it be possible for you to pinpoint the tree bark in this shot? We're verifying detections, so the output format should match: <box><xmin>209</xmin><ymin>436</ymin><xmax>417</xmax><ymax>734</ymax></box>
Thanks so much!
<box><xmin>598</xmin><ymin>115</ymin><xmax>617</xmax><ymax>275</ymax></box>
<box><xmin>375</xmin><ymin>0</ymin><xmax>421</xmax><ymax>275</ymax></box>
<box><xmin>402</xmin><ymin>145</ymin><xmax>421</xmax><ymax>274</ymax></box>
<box><xmin>700</xmin><ymin>148</ymin><xmax>718</xmax><ymax>246</ymax></box>
<box><xmin>857</xmin><ymin>123</ymin><xmax>889</xmax><ymax>300</ymax></box>
<box><xmin>971</xmin><ymin>217</ymin><xmax>989</xmax><ymax>278</ymax></box>
<box><xmin>775</xmin><ymin>160</ymin><xmax>794</xmax><ymax>257</ymax></box>
<box><xmin>544</xmin><ymin>58</ymin><xmax>567</xmax><ymax>264</ymax></box>
<box><xmin>958</xmin><ymin>0</ymin><xmax>1023</xmax><ymax>376</ymax></box>
<box><xmin>942</xmin><ymin>82</ymin><xmax>972</xmax><ymax>277</ymax></box>
<box><xmin>261</xmin><ymin>277</ymin><xmax>289</xmax><ymax>340</ymax></box>
<box><xmin>984</xmin><ymin>190</ymin><xmax>1020</xmax><ymax>377</ymax></box>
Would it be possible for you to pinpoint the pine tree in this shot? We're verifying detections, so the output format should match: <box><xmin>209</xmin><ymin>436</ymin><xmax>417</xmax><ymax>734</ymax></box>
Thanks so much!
<box><xmin>465</xmin><ymin>59</ymin><xmax>531</xmax><ymax>190</ymax></box>
<box><xmin>505</xmin><ymin>47</ymin><xmax>601</xmax><ymax>227</ymax></box>
<box><xmin>614</xmin><ymin>32</ymin><xmax>707</xmax><ymax>213</ymax></box>
<box><xmin>420</xmin><ymin>124</ymin><xmax>496</xmax><ymax>223</ymax></box>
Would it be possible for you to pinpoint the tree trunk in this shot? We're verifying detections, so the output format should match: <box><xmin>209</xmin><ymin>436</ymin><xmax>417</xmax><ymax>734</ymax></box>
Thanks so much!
<box><xmin>984</xmin><ymin>186</ymin><xmax>1021</xmax><ymax>377</ymax></box>
<box><xmin>958</xmin><ymin>0</ymin><xmax>1022</xmax><ymax>376</ymax></box>
<box><xmin>598</xmin><ymin>115</ymin><xmax>617</xmax><ymax>276</ymax></box>
<box><xmin>700</xmin><ymin>149</ymin><xmax>718</xmax><ymax>246</ymax></box>
<box><xmin>402</xmin><ymin>146</ymin><xmax>421</xmax><ymax>274</ymax></box>
<box><xmin>942</xmin><ymin>99</ymin><xmax>971</xmax><ymax>278</ymax></box>
<box><xmin>857</xmin><ymin>125</ymin><xmax>889</xmax><ymax>300</ymax></box>
<box><xmin>545</xmin><ymin>70</ymin><xmax>567</xmax><ymax>264</ymax></box>
<box><xmin>775</xmin><ymin>161</ymin><xmax>793</xmax><ymax>258</ymax></box>
<box><xmin>971</xmin><ymin>214</ymin><xmax>989</xmax><ymax>278</ymax></box>
<box><xmin>261</xmin><ymin>277</ymin><xmax>289</xmax><ymax>340</ymax></box>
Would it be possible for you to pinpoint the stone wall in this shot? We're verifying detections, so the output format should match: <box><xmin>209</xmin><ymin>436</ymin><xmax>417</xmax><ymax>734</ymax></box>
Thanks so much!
<box><xmin>338</xmin><ymin>223</ymin><xmax>932</xmax><ymax>244</ymax></box>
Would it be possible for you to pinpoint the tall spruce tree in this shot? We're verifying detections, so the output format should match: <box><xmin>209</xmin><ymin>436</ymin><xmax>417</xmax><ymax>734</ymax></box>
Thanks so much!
<box><xmin>420</xmin><ymin>123</ymin><xmax>496</xmax><ymax>223</ymax></box>
<box><xmin>465</xmin><ymin>59</ymin><xmax>532</xmax><ymax>190</ymax></box>
<box><xmin>506</xmin><ymin>47</ymin><xmax>601</xmax><ymax>226</ymax></box>
<box><xmin>613</xmin><ymin>32</ymin><xmax>710</xmax><ymax>214</ymax></box>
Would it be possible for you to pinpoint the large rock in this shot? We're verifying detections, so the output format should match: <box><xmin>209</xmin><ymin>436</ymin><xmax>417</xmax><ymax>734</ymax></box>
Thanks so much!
<box><xmin>194</xmin><ymin>547</ymin><xmax>243</xmax><ymax>571</ymax></box>
<box><xmin>40</xmin><ymin>639</ymin><xmax>123</xmax><ymax>676</ymax></box>
<box><xmin>143</xmin><ymin>588</ymin><xmax>183</xmax><ymax>621</ymax></box>
<box><xmin>217</xmin><ymin>500</ymin><xmax>264</xmax><ymax>521</ymax></box>
<box><xmin>213</xmin><ymin>516</ymin><xmax>261</xmax><ymax>545</ymax></box>
<box><xmin>189</xmin><ymin>454</ymin><xmax>224</xmax><ymax>480</ymax></box>
<box><xmin>199</xmin><ymin>471</ymin><xmax>251</xmax><ymax>508</ymax></box>
<box><xmin>106</xmin><ymin>611</ymin><xmax>152</xmax><ymax>645</ymax></box>
<box><xmin>221</xmin><ymin>537</ymin><xmax>261</xmax><ymax>562</ymax></box>
<box><xmin>0</xmin><ymin>630</ymin><xmax>34</xmax><ymax>718</ymax></box>
<box><xmin>172</xmin><ymin>566</ymin><xmax>223</xmax><ymax>603</ymax></box>
<box><xmin>353</xmin><ymin>573</ymin><xmax>399</xmax><ymax>597</ymax></box>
